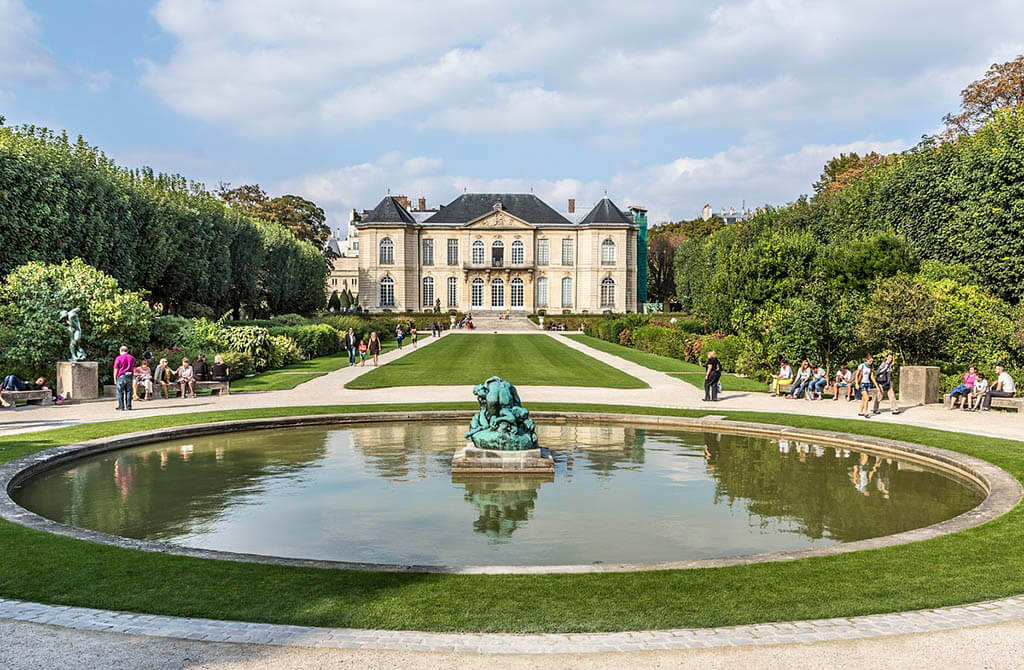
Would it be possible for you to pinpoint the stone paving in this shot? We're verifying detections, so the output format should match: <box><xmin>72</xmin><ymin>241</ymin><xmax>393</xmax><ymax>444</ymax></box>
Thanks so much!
<box><xmin>2</xmin><ymin>594</ymin><xmax>1024</xmax><ymax>654</ymax></box>
<box><xmin>3</xmin><ymin>331</ymin><xmax>1024</xmax><ymax>661</ymax></box>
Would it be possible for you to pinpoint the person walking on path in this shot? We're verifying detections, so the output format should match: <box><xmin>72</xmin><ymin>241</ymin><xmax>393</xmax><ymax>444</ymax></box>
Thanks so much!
<box><xmin>983</xmin><ymin>365</ymin><xmax>1016</xmax><ymax>410</ymax></box>
<box><xmin>344</xmin><ymin>328</ymin><xmax>358</xmax><ymax>366</ymax></box>
<box><xmin>358</xmin><ymin>339</ymin><xmax>368</xmax><ymax>366</ymax></box>
<box><xmin>410</xmin><ymin>324</ymin><xmax>418</xmax><ymax>348</ymax></box>
<box><xmin>395</xmin><ymin>324</ymin><xmax>404</xmax><ymax>349</ymax></box>
<box><xmin>855</xmin><ymin>354</ymin><xmax>878</xmax><ymax>418</ymax></box>
<box><xmin>368</xmin><ymin>332</ymin><xmax>382</xmax><ymax>366</ymax></box>
<box><xmin>703</xmin><ymin>350</ymin><xmax>722</xmax><ymax>402</ymax></box>
<box><xmin>113</xmin><ymin>345</ymin><xmax>136</xmax><ymax>411</ymax></box>
<box><xmin>873</xmin><ymin>353</ymin><xmax>901</xmax><ymax>415</ymax></box>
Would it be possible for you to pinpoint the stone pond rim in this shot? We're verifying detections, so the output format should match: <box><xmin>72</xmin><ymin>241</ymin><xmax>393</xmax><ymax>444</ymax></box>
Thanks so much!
<box><xmin>1</xmin><ymin>409</ymin><xmax>1017</xmax><ymax>575</ymax></box>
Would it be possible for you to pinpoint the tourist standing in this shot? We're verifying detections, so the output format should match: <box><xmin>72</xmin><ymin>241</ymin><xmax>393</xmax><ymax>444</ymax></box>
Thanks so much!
<box><xmin>983</xmin><ymin>365</ymin><xmax>1016</xmax><ymax>411</ymax></box>
<box><xmin>113</xmin><ymin>345</ymin><xmax>136</xmax><ymax>411</ymax></box>
<box><xmin>770</xmin><ymin>358</ymin><xmax>793</xmax><ymax>395</ymax></box>
<box><xmin>704</xmin><ymin>350</ymin><xmax>722</xmax><ymax>401</ymax></box>
<box><xmin>344</xmin><ymin>328</ymin><xmax>358</xmax><ymax>366</ymax></box>
<box><xmin>395</xmin><ymin>324</ymin><xmax>404</xmax><ymax>349</ymax></box>
<box><xmin>410</xmin><ymin>324</ymin><xmax>418</xmax><ymax>348</ymax></box>
<box><xmin>368</xmin><ymin>331</ymin><xmax>381</xmax><ymax>365</ymax></box>
<box><xmin>855</xmin><ymin>354</ymin><xmax>878</xmax><ymax>418</ymax></box>
<box><xmin>873</xmin><ymin>353</ymin><xmax>900</xmax><ymax>415</ymax></box>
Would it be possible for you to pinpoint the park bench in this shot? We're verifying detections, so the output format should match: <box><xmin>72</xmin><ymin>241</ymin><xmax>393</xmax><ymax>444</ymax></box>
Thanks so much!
<box><xmin>103</xmin><ymin>379</ymin><xmax>230</xmax><ymax>399</ymax></box>
<box><xmin>944</xmin><ymin>393</ymin><xmax>1023</xmax><ymax>414</ymax></box>
<box><xmin>0</xmin><ymin>389</ymin><xmax>53</xmax><ymax>410</ymax></box>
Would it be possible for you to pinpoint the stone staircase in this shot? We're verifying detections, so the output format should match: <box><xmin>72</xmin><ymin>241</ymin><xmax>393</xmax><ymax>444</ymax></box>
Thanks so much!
<box><xmin>468</xmin><ymin>313</ymin><xmax>539</xmax><ymax>332</ymax></box>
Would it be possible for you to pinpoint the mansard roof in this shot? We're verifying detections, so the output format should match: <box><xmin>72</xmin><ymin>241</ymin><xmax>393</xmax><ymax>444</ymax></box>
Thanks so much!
<box><xmin>364</xmin><ymin>196</ymin><xmax>417</xmax><ymax>224</ymax></box>
<box><xmin>424</xmin><ymin>193</ymin><xmax>571</xmax><ymax>225</ymax></box>
<box><xmin>579</xmin><ymin>197</ymin><xmax>632</xmax><ymax>225</ymax></box>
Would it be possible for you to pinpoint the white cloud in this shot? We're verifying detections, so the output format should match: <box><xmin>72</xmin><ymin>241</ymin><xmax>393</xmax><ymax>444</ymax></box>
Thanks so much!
<box><xmin>141</xmin><ymin>0</ymin><xmax>1024</xmax><ymax>137</ymax></box>
<box><xmin>0</xmin><ymin>0</ymin><xmax>61</xmax><ymax>84</ymax></box>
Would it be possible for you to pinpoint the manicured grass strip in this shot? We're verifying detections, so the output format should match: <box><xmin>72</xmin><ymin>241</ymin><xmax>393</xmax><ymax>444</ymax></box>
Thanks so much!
<box><xmin>345</xmin><ymin>334</ymin><xmax>647</xmax><ymax>389</ymax></box>
<box><xmin>672</xmin><ymin>372</ymin><xmax>766</xmax><ymax>393</ymax></box>
<box><xmin>232</xmin><ymin>338</ymin><xmax>429</xmax><ymax>392</ymax></box>
<box><xmin>1</xmin><ymin>404</ymin><xmax>1023</xmax><ymax>633</ymax></box>
<box><xmin>566</xmin><ymin>333</ymin><xmax>765</xmax><ymax>393</ymax></box>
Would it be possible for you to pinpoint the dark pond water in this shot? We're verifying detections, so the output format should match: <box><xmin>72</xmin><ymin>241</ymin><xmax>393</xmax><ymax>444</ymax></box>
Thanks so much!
<box><xmin>12</xmin><ymin>422</ymin><xmax>981</xmax><ymax>566</ymax></box>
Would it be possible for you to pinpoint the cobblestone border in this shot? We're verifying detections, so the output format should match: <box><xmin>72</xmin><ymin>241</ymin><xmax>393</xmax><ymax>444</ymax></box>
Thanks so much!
<box><xmin>1</xmin><ymin>411</ymin><xmax>1019</xmax><ymax>575</ymax></box>
<box><xmin>4</xmin><ymin>594</ymin><xmax>1024</xmax><ymax>652</ymax></box>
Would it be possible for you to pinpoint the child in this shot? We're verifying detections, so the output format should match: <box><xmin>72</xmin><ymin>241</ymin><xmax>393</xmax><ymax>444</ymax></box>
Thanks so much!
<box><xmin>358</xmin><ymin>339</ymin><xmax>368</xmax><ymax>366</ymax></box>
<box><xmin>968</xmin><ymin>374</ymin><xmax>989</xmax><ymax>411</ymax></box>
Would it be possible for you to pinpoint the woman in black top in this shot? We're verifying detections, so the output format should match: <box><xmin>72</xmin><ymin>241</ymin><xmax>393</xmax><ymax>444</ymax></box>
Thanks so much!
<box><xmin>704</xmin><ymin>350</ymin><xmax>722</xmax><ymax>401</ymax></box>
<box><xmin>210</xmin><ymin>354</ymin><xmax>230</xmax><ymax>382</ymax></box>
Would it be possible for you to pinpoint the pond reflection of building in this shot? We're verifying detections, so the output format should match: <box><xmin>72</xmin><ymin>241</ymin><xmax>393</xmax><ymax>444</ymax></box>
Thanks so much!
<box><xmin>538</xmin><ymin>423</ymin><xmax>645</xmax><ymax>476</ymax></box>
<box><xmin>347</xmin><ymin>422</ymin><xmax>458</xmax><ymax>479</ymax></box>
<box><xmin>452</xmin><ymin>474</ymin><xmax>553</xmax><ymax>538</ymax></box>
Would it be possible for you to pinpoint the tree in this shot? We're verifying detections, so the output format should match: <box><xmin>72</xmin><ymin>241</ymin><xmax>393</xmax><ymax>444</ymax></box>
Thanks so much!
<box><xmin>855</xmin><ymin>274</ymin><xmax>946</xmax><ymax>365</ymax></box>
<box><xmin>218</xmin><ymin>184</ymin><xmax>334</xmax><ymax>259</ymax></box>
<box><xmin>328</xmin><ymin>290</ymin><xmax>342</xmax><ymax>311</ymax></box>
<box><xmin>813</xmin><ymin>152</ymin><xmax>889</xmax><ymax>196</ymax></box>
<box><xmin>647</xmin><ymin>234</ymin><xmax>680</xmax><ymax>302</ymax></box>
<box><xmin>943</xmin><ymin>55</ymin><xmax>1024</xmax><ymax>137</ymax></box>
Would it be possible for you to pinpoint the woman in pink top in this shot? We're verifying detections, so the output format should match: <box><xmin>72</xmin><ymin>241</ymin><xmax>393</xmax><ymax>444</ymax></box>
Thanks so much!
<box><xmin>948</xmin><ymin>365</ymin><xmax>977</xmax><ymax>410</ymax></box>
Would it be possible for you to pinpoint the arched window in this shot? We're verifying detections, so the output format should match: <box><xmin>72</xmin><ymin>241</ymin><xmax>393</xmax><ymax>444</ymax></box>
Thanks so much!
<box><xmin>601</xmin><ymin>238</ymin><xmax>616</xmax><ymax>265</ymax></box>
<box><xmin>561</xmin><ymin>277</ymin><xmax>573</xmax><ymax>308</ymax></box>
<box><xmin>491</xmin><ymin>277</ymin><xmax>505</xmax><ymax>307</ymax></box>
<box><xmin>536</xmin><ymin>276</ymin><xmax>549</xmax><ymax>307</ymax></box>
<box><xmin>600</xmin><ymin>277</ymin><xmax>615</xmax><ymax>308</ymax></box>
<box><xmin>422</xmin><ymin>276</ymin><xmax>434</xmax><ymax>307</ymax></box>
<box><xmin>491</xmin><ymin>239</ymin><xmax>505</xmax><ymax>267</ymax></box>
<box><xmin>379</xmin><ymin>237</ymin><xmax>394</xmax><ymax>265</ymax></box>
<box><xmin>472</xmin><ymin>240</ymin><xmax>485</xmax><ymax>265</ymax></box>
<box><xmin>379</xmin><ymin>276</ymin><xmax>395</xmax><ymax>306</ymax></box>
<box><xmin>510</xmin><ymin>277</ymin><xmax>524</xmax><ymax>308</ymax></box>
<box><xmin>447</xmin><ymin>276</ymin><xmax>458</xmax><ymax>307</ymax></box>
<box><xmin>511</xmin><ymin>239</ymin><xmax>524</xmax><ymax>265</ymax></box>
<box><xmin>471</xmin><ymin>277</ymin><xmax>484</xmax><ymax>307</ymax></box>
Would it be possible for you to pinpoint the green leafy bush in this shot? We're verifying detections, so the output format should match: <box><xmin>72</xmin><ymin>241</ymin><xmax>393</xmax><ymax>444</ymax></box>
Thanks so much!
<box><xmin>218</xmin><ymin>351</ymin><xmax>255</xmax><ymax>379</ymax></box>
<box><xmin>268</xmin><ymin>335</ymin><xmax>303</xmax><ymax>369</ymax></box>
<box><xmin>0</xmin><ymin>259</ymin><xmax>152</xmax><ymax>383</ymax></box>
<box><xmin>697</xmin><ymin>334</ymin><xmax>745</xmax><ymax>372</ymax></box>
<box><xmin>149</xmin><ymin>315</ymin><xmax>192</xmax><ymax>349</ymax></box>
<box><xmin>632</xmin><ymin>325</ymin><xmax>688</xmax><ymax>359</ymax></box>
<box><xmin>221</xmin><ymin>326</ymin><xmax>273</xmax><ymax>370</ymax></box>
<box><xmin>267</xmin><ymin>324</ymin><xmax>340</xmax><ymax>358</ymax></box>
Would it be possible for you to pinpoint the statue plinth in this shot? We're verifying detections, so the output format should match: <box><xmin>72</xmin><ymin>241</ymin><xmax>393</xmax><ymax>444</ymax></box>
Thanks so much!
<box><xmin>452</xmin><ymin>444</ymin><xmax>554</xmax><ymax>473</ymax></box>
<box><xmin>57</xmin><ymin>361</ymin><xmax>99</xmax><ymax>402</ymax></box>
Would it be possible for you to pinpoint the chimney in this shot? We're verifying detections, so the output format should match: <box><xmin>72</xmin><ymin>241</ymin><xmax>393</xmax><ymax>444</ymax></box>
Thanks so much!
<box><xmin>568</xmin><ymin>198</ymin><xmax>575</xmax><ymax>214</ymax></box>
<box><xmin>418</xmin><ymin>197</ymin><xmax>426</xmax><ymax>211</ymax></box>
<box><xmin>394</xmin><ymin>195</ymin><xmax>409</xmax><ymax>209</ymax></box>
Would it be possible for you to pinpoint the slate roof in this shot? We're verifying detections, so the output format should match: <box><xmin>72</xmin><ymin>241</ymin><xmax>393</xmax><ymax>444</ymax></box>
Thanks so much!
<box><xmin>363</xmin><ymin>196</ymin><xmax>417</xmax><ymax>224</ymax></box>
<box><xmin>579</xmin><ymin>197</ymin><xmax>632</xmax><ymax>225</ymax></box>
<box><xmin>423</xmin><ymin>194</ymin><xmax>571</xmax><ymax>225</ymax></box>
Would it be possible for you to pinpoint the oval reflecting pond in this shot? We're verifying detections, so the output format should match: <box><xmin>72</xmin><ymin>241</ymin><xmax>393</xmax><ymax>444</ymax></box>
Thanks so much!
<box><xmin>12</xmin><ymin>422</ymin><xmax>982</xmax><ymax>566</ymax></box>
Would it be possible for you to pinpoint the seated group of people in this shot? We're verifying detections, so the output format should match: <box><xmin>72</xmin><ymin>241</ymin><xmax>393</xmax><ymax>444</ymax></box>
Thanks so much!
<box><xmin>948</xmin><ymin>364</ymin><xmax>1016</xmax><ymax>411</ymax></box>
<box><xmin>771</xmin><ymin>359</ymin><xmax>830</xmax><ymax>400</ymax></box>
<box><xmin>456</xmin><ymin>315</ymin><xmax>474</xmax><ymax>329</ymax></box>
<box><xmin>770</xmin><ymin>354</ymin><xmax>897</xmax><ymax>408</ymax></box>
<box><xmin>133</xmin><ymin>353</ymin><xmax>230</xmax><ymax>401</ymax></box>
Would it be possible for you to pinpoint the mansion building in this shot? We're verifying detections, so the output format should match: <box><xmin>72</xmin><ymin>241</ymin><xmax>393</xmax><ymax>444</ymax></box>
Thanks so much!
<box><xmin>343</xmin><ymin>193</ymin><xmax>645</xmax><ymax>314</ymax></box>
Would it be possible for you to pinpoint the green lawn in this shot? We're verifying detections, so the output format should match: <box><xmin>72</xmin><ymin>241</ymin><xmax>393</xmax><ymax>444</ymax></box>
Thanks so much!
<box><xmin>345</xmin><ymin>334</ymin><xmax>647</xmax><ymax>389</ymax></box>
<box><xmin>566</xmin><ymin>334</ymin><xmax>764</xmax><ymax>392</ymax></box>
<box><xmin>1</xmin><ymin>404</ymin><xmax>1024</xmax><ymax>633</ymax></box>
<box><xmin>233</xmin><ymin>337</ymin><xmax>429</xmax><ymax>392</ymax></box>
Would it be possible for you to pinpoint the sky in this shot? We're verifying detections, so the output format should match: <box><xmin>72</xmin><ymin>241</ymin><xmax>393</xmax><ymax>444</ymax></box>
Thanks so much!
<box><xmin>2</xmin><ymin>0</ymin><xmax>1021</xmax><ymax>234</ymax></box>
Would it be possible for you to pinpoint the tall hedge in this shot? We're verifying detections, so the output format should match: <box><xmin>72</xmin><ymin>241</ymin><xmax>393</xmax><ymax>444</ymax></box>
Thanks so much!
<box><xmin>0</xmin><ymin>124</ymin><xmax>325</xmax><ymax>315</ymax></box>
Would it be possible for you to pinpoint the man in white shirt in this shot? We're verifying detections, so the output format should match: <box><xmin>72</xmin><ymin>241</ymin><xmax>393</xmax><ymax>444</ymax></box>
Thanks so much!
<box><xmin>983</xmin><ymin>364</ymin><xmax>1017</xmax><ymax>411</ymax></box>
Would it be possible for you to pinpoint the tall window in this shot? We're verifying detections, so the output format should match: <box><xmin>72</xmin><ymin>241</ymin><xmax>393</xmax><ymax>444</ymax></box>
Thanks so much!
<box><xmin>510</xmin><ymin>277</ymin><xmax>524</xmax><ymax>308</ymax></box>
<box><xmin>447</xmin><ymin>276</ymin><xmax>458</xmax><ymax>307</ymax></box>
<box><xmin>379</xmin><ymin>237</ymin><xmax>394</xmax><ymax>265</ymax></box>
<box><xmin>447</xmin><ymin>239</ymin><xmax>458</xmax><ymax>265</ymax></box>
<box><xmin>491</xmin><ymin>277</ymin><xmax>505</xmax><ymax>307</ymax></box>
<box><xmin>472</xmin><ymin>240</ymin><xmax>485</xmax><ymax>265</ymax></box>
<box><xmin>491</xmin><ymin>240</ymin><xmax>504</xmax><ymax>267</ymax></box>
<box><xmin>422</xmin><ymin>239</ymin><xmax>434</xmax><ymax>266</ymax></box>
<box><xmin>511</xmin><ymin>240</ymin><xmax>524</xmax><ymax>265</ymax></box>
<box><xmin>536</xmin><ymin>276</ymin><xmax>548</xmax><ymax>307</ymax></box>
<box><xmin>422</xmin><ymin>276</ymin><xmax>434</xmax><ymax>307</ymax></box>
<box><xmin>537</xmin><ymin>239</ymin><xmax>549</xmax><ymax>265</ymax></box>
<box><xmin>600</xmin><ymin>277</ymin><xmax>615</xmax><ymax>308</ymax></box>
<box><xmin>561</xmin><ymin>238</ymin><xmax>574</xmax><ymax>266</ymax></box>
<box><xmin>561</xmin><ymin>277</ymin><xmax>573</xmax><ymax>308</ymax></box>
<box><xmin>380</xmin><ymin>276</ymin><xmax>395</xmax><ymax>306</ymax></box>
<box><xmin>601</xmin><ymin>238</ymin><xmax>616</xmax><ymax>265</ymax></box>
<box><xmin>471</xmin><ymin>277</ymin><xmax>484</xmax><ymax>307</ymax></box>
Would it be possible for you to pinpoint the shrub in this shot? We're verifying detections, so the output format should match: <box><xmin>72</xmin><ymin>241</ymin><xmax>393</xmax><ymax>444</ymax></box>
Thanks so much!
<box><xmin>218</xmin><ymin>351</ymin><xmax>255</xmax><ymax>379</ymax></box>
<box><xmin>221</xmin><ymin>326</ymin><xmax>274</xmax><ymax>370</ymax></box>
<box><xmin>267</xmin><ymin>324</ymin><xmax>340</xmax><ymax>358</ymax></box>
<box><xmin>0</xmin><ymin>259</ymin><xmax>152</xmax><ymax>383</ymax></box>
<box><xmin>632</xmin><ymin>325</ymin><xmax>688</xmax><ymax>359</ymax></box>
<box><xmin>179</xmin><ymin>318</ymin><xmax>229</xmax><ymax>352</ymax></box>
<box><xmin>149</xmin><ymin>315</ymin><xmax>192</xmax><ymax>349</ymax></box>
<box><xmin>697</xmin><ymin>334</ymin><xmax>745</xmax><ymax>372</ymax></box>
<box><xmin>618</xmin><ymin>329</ymin><xmax>633</xmax><ymax>346</ymax></box>
<box><xmin>268</xmin><ymin>335</ymin><xmax>303</xmax><ymax>369</ymax></box>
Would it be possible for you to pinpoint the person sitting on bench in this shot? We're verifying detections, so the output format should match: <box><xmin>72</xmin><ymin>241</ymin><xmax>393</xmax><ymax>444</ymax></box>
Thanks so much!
<box><xmin>210</xmin><ymin>354</ymin><xmax>230</xmax><ymax>382</ymax></box>
<box><xmin>983</xmin><ymin>365</ymin><xmax>1016</xmax><ymax>411</ymax></box>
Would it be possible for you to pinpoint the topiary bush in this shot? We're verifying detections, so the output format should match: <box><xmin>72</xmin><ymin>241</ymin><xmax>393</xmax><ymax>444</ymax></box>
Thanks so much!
<box><xmin>0</xmin><ymin>259</ymin><xmax>152</xmax><ymax>383</ymax></box>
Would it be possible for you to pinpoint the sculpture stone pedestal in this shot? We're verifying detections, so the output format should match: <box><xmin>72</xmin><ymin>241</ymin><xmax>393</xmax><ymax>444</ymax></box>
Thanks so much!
<box><xmin>899</xmin><ymin>365</ymin><xmax>940</xmax><ymax>406</ymax></box>
<box><xmin>452</xmin><ymin>444</ymin><xmax>554</xmax><ymax>473</ymax></box>
<box><xmin>57</xmin><ymin>361</ymin><xmax>99</xmax><ymax>403</ymax></box>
